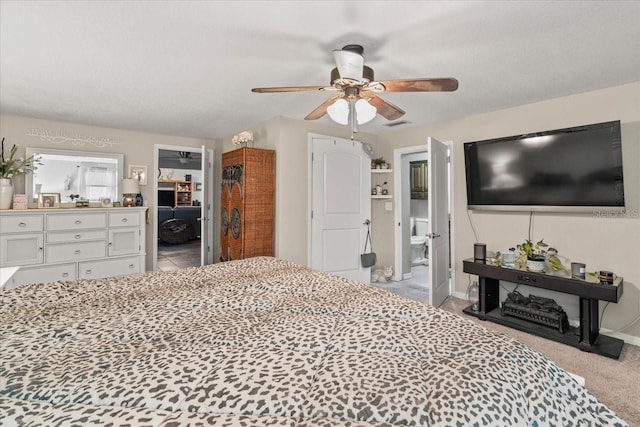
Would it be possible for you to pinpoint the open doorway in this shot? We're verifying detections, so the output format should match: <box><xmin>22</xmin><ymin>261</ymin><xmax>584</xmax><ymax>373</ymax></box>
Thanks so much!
<box><xmin>152</xmin><ymin>145</ymin><xmax>213</xmax><ymax>271</ymax></box>
<box><xmin>392</xmin><ymin>140</ymin><xmax>454</xmax><ymax>306</ymax></box>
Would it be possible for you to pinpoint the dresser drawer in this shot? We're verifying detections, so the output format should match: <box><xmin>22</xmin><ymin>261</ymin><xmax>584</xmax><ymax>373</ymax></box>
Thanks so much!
<box><xmin>79</xmin><ymin>256</ymin><xmax>141</xmax><ymax>280</ymax></box>
<box><xmin>46</xmin><ymin>241</ymin><xmax>106</xmax><ymax>263</ymax></box>
<box><xmin>47</xmin><ymin>229</ymin><xmax>106</xmax><ymax>243</ymax></box>
<box><xmin>109</xmin><ymin>210</ymin><xmax>141</xmax><ymax>228</ymax></box>
<box><xmin>47</xmin><ymin>213</ymin><xmax>107</xmax><ymax>231</ymax></box>
<box><xmin>0</xmin><ymin>215</ymin><xmax>44</xmax><ymax>233</ymax></box>
<box><xmin>7</xmin><ymin>263</ymin><xmax>77</xmax><ymax>289</ymax></box>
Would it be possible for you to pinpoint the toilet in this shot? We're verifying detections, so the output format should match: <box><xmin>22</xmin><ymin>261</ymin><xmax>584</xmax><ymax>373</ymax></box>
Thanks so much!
<box><xmin>410</xmin><ymin>217</ymin><xmax>428</xmax><ymax>265</ymax></box>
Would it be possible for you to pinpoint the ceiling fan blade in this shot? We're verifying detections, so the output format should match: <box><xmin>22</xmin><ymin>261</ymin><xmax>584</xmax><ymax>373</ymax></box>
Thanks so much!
<box><xmin>252</xmin><ymin>86</ymin><xmax>335</xmax><ymax>93</ymax></box>
<box><xmin>377</xmin><ymin>78</ymin><xmax>459</xmax><ymax>92</ymax></box>
<box><xmin>364</xmin><ymin>94</ymin><xmax>406</xmax><ymax>121</ymax></box>
<box><xmin>333</xmin><ymin>49</ymin><xmax>364</xmax><ymax>80</ymax></box>
<box><xmin>305</xmin><ymin>96</ymin><xmax>341</xmax><ymax>120</ymax></box>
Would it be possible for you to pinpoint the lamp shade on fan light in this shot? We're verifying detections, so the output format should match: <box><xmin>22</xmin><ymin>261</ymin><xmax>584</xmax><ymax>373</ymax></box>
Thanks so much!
<box><xmin>122</xmin><ymin>178</ymin><xmax>140</xmax><ymax>207</ymax></box>
<box><xmin>327</xmin><ymin>98</ymin><xmax>377</xmax><ymax>125</ymax></box>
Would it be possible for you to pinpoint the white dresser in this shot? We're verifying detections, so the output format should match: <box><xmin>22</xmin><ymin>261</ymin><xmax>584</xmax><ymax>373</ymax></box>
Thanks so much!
<box><xmin>0</xmin><ymin>207</ymin><xmax>147</xmax><ymax>290</ymax></box>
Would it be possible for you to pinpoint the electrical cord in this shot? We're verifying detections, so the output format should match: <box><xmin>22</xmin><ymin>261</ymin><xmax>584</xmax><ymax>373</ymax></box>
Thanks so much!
<box><xmin>466</xmin><ymin>209</ymin><xmax>479</xmax><ymax>243</ymax></box>
<box><xmin>599</xmin><ymin>302</ymin><xmax>609</xmax><ymax>327</ymax></box>
<box><xmin>528</xmin><ymin>211</ymin><xmax>534</xmax><ymax>241</ymax></box>
<box><xmin>605</xmin><ymin>299</ymin><xmax>640</xmax><ymax>333</ymax></box>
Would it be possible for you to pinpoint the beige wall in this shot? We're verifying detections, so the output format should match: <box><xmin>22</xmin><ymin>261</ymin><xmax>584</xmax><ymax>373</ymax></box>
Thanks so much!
<box><xmin>0</xmin><ymin>114</ymin><xmax>214</xmax><ymax>271</ymax></box>
<box><xmin>214</xmin><ymin>116</ymin><xmax>381</xmax><ymax>265</ymax></box>
<box><xmin>377</xmin><ymin>81</ymin><xmax>640</xmax><ymax>340</ymax></box>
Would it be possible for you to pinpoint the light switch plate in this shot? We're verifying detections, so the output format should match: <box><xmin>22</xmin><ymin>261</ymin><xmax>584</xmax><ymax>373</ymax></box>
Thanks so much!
<box><xmin>385</xmin><ymin>202</ymin><xmax>393</xmax><ymax>211</ymax></box>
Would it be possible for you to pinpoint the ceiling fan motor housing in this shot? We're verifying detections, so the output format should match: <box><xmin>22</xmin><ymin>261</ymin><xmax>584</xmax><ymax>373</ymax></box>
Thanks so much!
<box><xmin>330</xmin><ymin>66</ymin><xmax>374</xmax><ymax>86</ymax></box>
<box><xmin>341</xmin><ymin>44</ymin><xmax>365</xmax><ymax>55</ymax></box>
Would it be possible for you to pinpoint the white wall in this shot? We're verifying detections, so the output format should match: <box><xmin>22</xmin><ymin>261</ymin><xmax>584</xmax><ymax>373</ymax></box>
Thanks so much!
<box><xmin>378</xmin><ymin>81</ymin><xmax>640</xmax><ymax>340</ymax></box>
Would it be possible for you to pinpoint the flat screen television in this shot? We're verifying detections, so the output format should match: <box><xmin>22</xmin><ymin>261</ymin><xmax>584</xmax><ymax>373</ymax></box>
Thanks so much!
<box><xmin>464</xmin><ymin>120</ymin><xmax>624</xmax><ymax>212</ymax></box>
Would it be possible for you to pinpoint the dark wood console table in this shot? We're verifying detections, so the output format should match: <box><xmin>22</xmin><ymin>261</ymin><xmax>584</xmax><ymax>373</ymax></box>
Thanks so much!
<box><xmin>463</xmin><ymin>258</ymin><xmax>624</xmax><ymax>359</ymax></box>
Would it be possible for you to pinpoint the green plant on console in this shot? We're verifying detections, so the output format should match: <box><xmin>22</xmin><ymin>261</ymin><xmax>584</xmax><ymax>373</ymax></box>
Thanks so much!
<box><xmin>517</xmin><ymin>239</ymin><xmax>552</xmax><ymax>262</ymax></box>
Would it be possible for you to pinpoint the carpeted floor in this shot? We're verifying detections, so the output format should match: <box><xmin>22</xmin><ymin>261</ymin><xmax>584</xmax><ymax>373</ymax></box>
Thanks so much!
<box><xmin>440</xmin><ymin>297</ymin><xmax>640</xmax><ymax>426</ymax></box>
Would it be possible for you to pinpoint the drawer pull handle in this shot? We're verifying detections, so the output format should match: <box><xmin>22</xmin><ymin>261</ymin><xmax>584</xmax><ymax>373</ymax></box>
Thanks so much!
<box><xmin>39</xmin><ymin>247</ymin><xmax>43</xmax><ymax>252</ymax></box>
<box><xmin>85</xmin><ymin>269</ymin><xmax>92</xmax><ymax>275</ymax></box>
<box><xmin>129</xmin><ymin>264</ymin><xmax>135</xmax><ymax>268</ymax></box>
<box><xmin>74</xmin><ymin>250</ymin><xmax>81</xmax><ymax>255</ymax></box>
<box><xmin>74</xmin><ymin>234</ymin><xmax>81</xmax><ymax>239</ymax></box>
<box><xmin>109</xmin><ymin>242</ymin><xmax>113</xmax><ymax>246</ymax></box>
<box><xmin>74</xmin><ymin>220</ymin><xmax>82</xmax><ymax>224</ymax></box>
<box><xmin>121</xmin><ymin>218</ymin><xmax>128</xmax><ymax>222</ymax></box>
<box><xmin>18</xmin><ymin>222</ymin><xmax>27</xmax><ymax>227</ymax></box>
<box><xmin>62</xmin><ymin>272</ymin><xmax>69</xmax><ymax>278</ymax></box>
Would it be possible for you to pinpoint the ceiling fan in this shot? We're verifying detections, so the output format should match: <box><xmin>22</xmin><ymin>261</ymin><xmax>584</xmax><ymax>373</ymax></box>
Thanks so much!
<box><xmin>252</xmin><ymin>44</ymin><xmax>458</xmax><ymax>133</ymax></box>
<box><xmin>159</xmin><ymin>151</ymin><xmax>199</xmax><ymax>164</ymax></box>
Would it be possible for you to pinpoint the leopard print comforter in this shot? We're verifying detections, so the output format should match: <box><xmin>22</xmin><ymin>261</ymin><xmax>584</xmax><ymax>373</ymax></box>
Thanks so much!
<box><xmin>0</xmin><ymin>257</ymin><xmax>627</xmax><ymax>426</ymax></box>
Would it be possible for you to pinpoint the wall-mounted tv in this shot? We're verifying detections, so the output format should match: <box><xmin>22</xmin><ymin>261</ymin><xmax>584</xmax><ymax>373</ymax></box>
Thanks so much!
<box><xmin>464</xmin><ymin>120</ymin><xmax>624</xmax><ymax>212</ymax></box>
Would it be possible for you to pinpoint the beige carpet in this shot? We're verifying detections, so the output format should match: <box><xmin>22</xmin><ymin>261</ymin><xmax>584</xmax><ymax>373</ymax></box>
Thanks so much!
<box><xmin>440</xmin><ymin>297</ymin><xmax>640</xmax><ymax>426</ymax></box>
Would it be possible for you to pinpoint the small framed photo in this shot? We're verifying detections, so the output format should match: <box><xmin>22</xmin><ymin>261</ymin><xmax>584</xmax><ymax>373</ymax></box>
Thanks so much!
<box><xmin>128</xmin><ymin>164</ymin><xmax>148</xmax><ymax>186</ymax></box>
<box><xmin>100</xmin><ymin>197</ymin><xmax>113</xmax><ymax>208</ymax></box>
<box><xmin>38</xmin><ymin>193</ymin><xmax>61</xmax><ymax>209</ymax></box>
<box><xmin>194</xmin><ymin>182</ymin><xmax>202</xmax><ymax>191</ymax></box>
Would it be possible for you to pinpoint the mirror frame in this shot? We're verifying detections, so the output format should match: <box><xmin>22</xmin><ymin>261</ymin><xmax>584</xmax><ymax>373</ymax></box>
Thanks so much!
<box><xmin>26</xmin><ymin>147</ymin><xmax>124</xmax><ymax>207</ymax></box>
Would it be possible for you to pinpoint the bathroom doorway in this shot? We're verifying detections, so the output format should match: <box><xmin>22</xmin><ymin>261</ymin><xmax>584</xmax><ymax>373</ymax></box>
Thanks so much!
<box><xmin>392</xmin><ymin>141</ymin><xmax>455</xmax><ymax>305</ymax></box>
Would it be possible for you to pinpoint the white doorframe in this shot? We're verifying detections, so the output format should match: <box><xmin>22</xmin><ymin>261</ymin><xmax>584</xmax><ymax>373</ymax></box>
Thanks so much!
<box><xmin>392</xmin><ymin>142</ymin><xmax>456</xmax><ymax>291</ymax></box>
<box><xmin>152</xmin><ymin>144</ymin><xmax>210</xmax><ymax>271</ymax></box>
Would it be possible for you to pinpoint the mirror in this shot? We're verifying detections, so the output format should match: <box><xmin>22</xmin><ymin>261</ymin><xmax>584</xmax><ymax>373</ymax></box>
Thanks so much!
<box><xmin>410</xmin><ymin>160</ymin><xmax>427</xmax><ymax>200</ymax></box>
<box><xmin>26</xmin><ymin>147</ymin><xmax>123</xmax><ymax>205</ymax></box>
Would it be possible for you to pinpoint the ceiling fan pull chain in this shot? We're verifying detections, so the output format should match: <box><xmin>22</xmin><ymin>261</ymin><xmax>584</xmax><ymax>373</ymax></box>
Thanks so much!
<box><xmin>349</xmin><ymin>98</ymin><xmax>358</xmax><ymax>134</ymax></box>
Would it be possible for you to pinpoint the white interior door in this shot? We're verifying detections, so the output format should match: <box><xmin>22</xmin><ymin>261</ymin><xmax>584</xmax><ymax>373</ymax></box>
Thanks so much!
<box><xmin>200</xmin><ymin>146</ymin><xmax>213</xmax><ymax>265</ymax></box>
<box><xmin>310</xmin><ymin>135</ymin><xmax>371</xmax><ymax>283</ymax></box>
<box><xmin>428</xmin><ymin>137</ymin><xmax>451</xmax><ymax>307</ymax></box>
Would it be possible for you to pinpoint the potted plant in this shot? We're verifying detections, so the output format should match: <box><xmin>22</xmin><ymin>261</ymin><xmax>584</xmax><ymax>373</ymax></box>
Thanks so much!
<box><xmin>0</xmin><ymin>138</ymin><xmax>41</xmax><ymax>209</ymax></box>
<box><xmin>373</xmin><ymin>157</ymin><xmax>386</xmax><ymax>169</ymax></box>
<box><xmin>517</xmin><ymin>239</ymin><xmax>551</xmax><ymax>272</ymax></box>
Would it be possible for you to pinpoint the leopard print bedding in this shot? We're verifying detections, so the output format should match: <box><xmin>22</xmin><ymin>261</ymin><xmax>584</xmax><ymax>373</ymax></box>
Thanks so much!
<box><xmin>0</xmin><ymin>257</ymin><xmax>627</xmax><ymax>426</ymax></box>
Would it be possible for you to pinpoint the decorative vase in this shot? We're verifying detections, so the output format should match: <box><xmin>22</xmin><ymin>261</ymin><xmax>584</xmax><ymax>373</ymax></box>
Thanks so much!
<box><xmin>0</xmin><ymin>178</ymin><xmax>14</xmax><ymax>210</ymax></box>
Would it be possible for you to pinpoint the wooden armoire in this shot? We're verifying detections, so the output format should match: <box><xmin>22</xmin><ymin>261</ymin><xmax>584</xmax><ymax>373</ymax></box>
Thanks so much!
<box><xmin>220</xmin><ymin>147</ymin><xmax>275</xmax><ymax>261</ymax></box>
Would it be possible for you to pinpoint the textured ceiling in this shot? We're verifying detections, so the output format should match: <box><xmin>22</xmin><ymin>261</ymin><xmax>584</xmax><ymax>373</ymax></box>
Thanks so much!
<box><xmin>1</xmin><ymin>1</ymin><xmax>639</xmax><ymax>140</ymax></box>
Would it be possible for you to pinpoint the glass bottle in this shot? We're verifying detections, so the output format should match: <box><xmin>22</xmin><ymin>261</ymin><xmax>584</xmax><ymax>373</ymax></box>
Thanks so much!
<box><xmin>468</xmin><ymin>281</ymin><xmax>479</xmax><ymax>311</ymax></box>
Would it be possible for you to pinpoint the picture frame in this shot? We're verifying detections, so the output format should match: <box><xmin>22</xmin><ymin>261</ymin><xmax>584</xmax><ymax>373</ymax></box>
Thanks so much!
<box><xmin>38</xmin><ymin>193</ymin><xmax>61</xmax><ymax>209</ymax></box>
<box><xmin>100</xmin><ymin>197</ymin><xmax>113</xmax><ymax>208</ymax></box>
<box><xmin>194</xmin><ymin>182</ymin><xmax>202</xmax><ymax>191</ymax></box>
<box><xmin>128</xmin><ymin>164</ymin><xmax>148</xmax><ymax>186</ymax></box>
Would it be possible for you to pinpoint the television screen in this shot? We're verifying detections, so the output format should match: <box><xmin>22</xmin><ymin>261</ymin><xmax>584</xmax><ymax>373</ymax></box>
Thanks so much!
<box><xmin>157</xmin><ymin>190</ymin><xmax>175</xmax><ymax>207</ymax></box>
<box><xmin>464</xmin><ymin>120</ymin><xmax>624</xmax><ymax>212</ymax></box>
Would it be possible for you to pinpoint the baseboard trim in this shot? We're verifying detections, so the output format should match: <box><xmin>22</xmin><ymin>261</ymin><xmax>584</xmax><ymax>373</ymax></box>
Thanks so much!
<box><xmin>453</xmin><ymin>291</ymin><xmax>467</xmax><ymax>300</ymax></box>
<box><xmin>403</xmin><ymin>272</ymin><xmax>413</xmax><ymax>280</ymax></box>
<box><xmin>600</xmin><ymin>328</ymin><xmax>640</xmax><ymax>348</ymax></box>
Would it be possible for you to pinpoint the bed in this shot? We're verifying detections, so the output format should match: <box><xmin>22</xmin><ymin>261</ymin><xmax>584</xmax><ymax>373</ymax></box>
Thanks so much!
<box><xmin>0</xmin><ymin>257</ymin><xmax>627</xmax><ymax>426</ymax></box>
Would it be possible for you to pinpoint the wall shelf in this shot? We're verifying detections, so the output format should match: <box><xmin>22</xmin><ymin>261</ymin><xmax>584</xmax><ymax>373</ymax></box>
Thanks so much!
<box><xmin>371</xmin><ymin>169</ymin><xmax>393</xmax><ymax>173</ymax></box>
<box><xmin>372</xmin><ymin>195</ymin><xmax>392</xmax><ymax>199</ymax></box>
<box><xmin>158</xmin><ymin>180</ymin><xmax>192</xmax><ymax>206</ymax></box>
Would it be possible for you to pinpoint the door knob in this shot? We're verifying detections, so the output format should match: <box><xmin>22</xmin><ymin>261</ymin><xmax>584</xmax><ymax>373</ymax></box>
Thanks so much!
<box><xmin>427</xmin><ymin>232</ymin><xmax>441</xmax><ymax>239</ymax></box>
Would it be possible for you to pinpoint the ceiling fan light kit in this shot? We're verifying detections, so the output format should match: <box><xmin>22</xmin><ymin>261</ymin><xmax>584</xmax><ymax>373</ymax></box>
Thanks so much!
<box><xmin>252</xmin><ymin>44</ymin><xmax>458</xmax><ymax>133</ymax></box>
